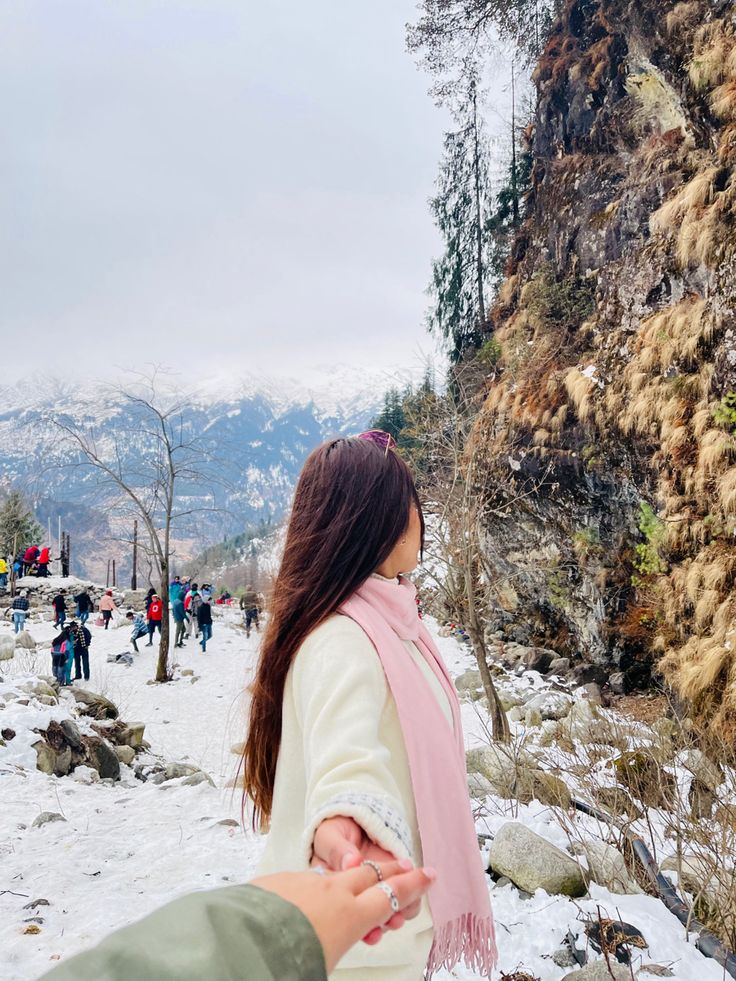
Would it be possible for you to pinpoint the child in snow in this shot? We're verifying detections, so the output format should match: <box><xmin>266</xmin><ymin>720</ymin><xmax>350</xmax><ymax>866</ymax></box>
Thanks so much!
<box><xmin>51</xmin><ymin>629</ymin><xmax>71</xmax><ymax>686</ymax></box>
<box><xmin>146</xmin><ymin>594</ymin><xmax>163</xmax><ymax>645</ymax></box>
<box><xmin>126</xmin><ymin>610</ymin><xmax>147</xmax><ymax>652</ymax></box>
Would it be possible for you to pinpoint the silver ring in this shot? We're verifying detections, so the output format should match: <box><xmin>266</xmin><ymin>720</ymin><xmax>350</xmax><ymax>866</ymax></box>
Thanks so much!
<box><xmin>310</xmin><ymin>865</ymin><xmax>327</xmax><ymax>876</ymax></box>
<box><xmin>361</xmin><ymin>859</ymin><xmax>383</xmax><ymax>882</ymax></box>
<box><xmin>376</xmin><ymin>881</ymin><xmax>400</xmax><ymax>914</ymax></box>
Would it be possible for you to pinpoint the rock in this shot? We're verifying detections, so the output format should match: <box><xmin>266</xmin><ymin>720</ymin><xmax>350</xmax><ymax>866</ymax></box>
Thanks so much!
<box><xmin>20</xmin><ymin>679</ymin><xmax>57</xmax><ymax>700</ymax></box>
<box><xmin>32</xmin><ymin>811</ymin><xmax>66</xmax><ymax>828</ymax></box>
<box><xmin>32</xmin><ymin>740</ymin><xmax>56</xmax><ymax>775</ymax></box>
<box><xmin>531</xmin><ymin>771</ymin><xmax>572</xmax><ymax>809</ymax></box>
<box><xmin>591</xmin><ymin>786</ymin><xmax>643</xmax><ymax>821</ymax></box>
<box><xmin>119</xmin><ymin>723</ymin><xmax>145</xmax><ymax>748</ymax></box>
<box><xmin>71</xmin><ymin>689</ymin><xmax>119</xmax><ymax>720</ymax></box>
<box><xmin>572</xmin><ymin>840</ymin><xmax>643</xmax><ymax>894</ymax></box>
<box><xmin>579</xmin><ymin>682</ymin><xmax>604</xmax><ymax>705</ymax></box>
<box><xmin>0</xmin><ymin>636</ymin><xmax>15</xmax><ymax>660</ymax></box>
<box><xmin>498</xmin><ymin>689</ymin><xmax>524</xmax><ymax>711</ymax></box>
<box><xmin>454</xmin><ymin>669</ymin><xmax>484</xmax><ymax>700</ymax></box>
<box><xmin>466</xmin><ymin>745</ymin><xmax>538</xmax><ymax>800</ymax></box>
<box><xmin>15</xmin><ymin>630</ymin><xmax>37</xmax><ymax>649</ymax></box>
<box><xmin>553</xmin><ymin>947</ymin><xmax>578</xmax><ymax>968</ymax></box>
<box><xmin>86</xmin><ymin>737</ymin><xmax>121</xmax><ymax>781</ymax></box>
<box><xmin>524</xmin><ymin>707</ymin><xmax>543</xmax><ymax>728</ymax></box>
<box><xmin>520</xmin><ymin>648</ymin><xmax>554</xmax><ymax>673</ymax></box>
<box><xmin>182</xmin><ymin>771</ymin><xmax>216</xmax><ymax>787</ymax></box>
<box><xmin>488</xmin><ymin>822</ymin><xmax>586</xmax><ymax>897</ymax></box>
<box><xmin>215</xmin><ymin>818</ymin><xmax>239</xmax><ymax>827</ymax></box>
<box><xmin>181</xmin><ymin>668</ymin><xmax>194</xmax><ymax>677</ymax></box>
<box><xmin>23</xmin><ymin>898</ymin><xmax>50</xmax><ymax>910</ymax></box>
<box><xmin>562</xmin><ymin>963</ymin><xmax>631</xmax><ymax>981</ymax></box>
<box><xmin>681</xmin><ymin>749</ymin><xmax>721</xmax><ymax>792</ymax></box>
<box><xmin>114</xmin><ymin>745</ymin><xmax>136</xmax><ymax>766</ymax></box>
<box><xmin>548</xmin><ymin>657</ymin><xmax>571</xmax><ymax>675</ymax></box>
<box><xmin>1</xmin><ymin>727</ymin><xmax>16</xmax><ymax>740</ymax></box>
<box><xmin>571</xmin><ymin>664</ymin><xmax>608</xmax><ymax>686</ymax></box>
<box><xmin>164</xmin><ymin>762</ymin><xmax>203</xmax><ymax>781</ymax></box>
<box><xmin>660</xmin><ymin>853</ymin><xmax>715</xmax><ymax>895</ymax></box>
<box><xmin>538</xmin><ymin>720</ymin><xmax>561</xmax><ymax>747</ymax></box>
<box><xmin>60</xmin><ymin>719</ymin><xmax>83</xmax><ymax>750</ymax></box>
<box><xmin>525</xmin><ymin>691</ymin><xmax>574</xmax><ymax>720</ymax></box>
<box><xmin>613</xmin><ymin>752</ymin><xmax>676</xmax><ymax>809</ymax></box>
<box><xmin>71</xmin><ymin>765</ymin><xmax>100</xmax><ymax>784</ymax></box>
<box><xmin>53</xmin><ymin>745</ymin><xmax>72</xmax><ymax>777</ymax></box>
<box><xmin>639</xmin><ymin>965</ymin><xmax>674</xmax><ymax>977</ymax></box>
<box><xmin>689</xmin><ymin>778</ymin><xmax>716</xmax><ymax>819</ymax></box>
<box><xmin>608</xmin><ymin>672</ymin><xmax>627</xmax><ymax>695</ymax></box>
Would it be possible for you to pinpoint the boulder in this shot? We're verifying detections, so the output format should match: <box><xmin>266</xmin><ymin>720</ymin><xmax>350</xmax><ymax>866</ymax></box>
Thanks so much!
<box><xmin>60</xmin><ymin>719</ymin><xmax>83</xmax><ymax>750</ymax></box>
<box><xmin>571</xmin><ymin>663</ymin><xmax>608</xmax><ymax>686</ymax></box>
<box><xmin>53</xmin><ymin>745</ymin><xmax>72</xmax><ymax>777</ymax></box>
<box><xmin>0</xmin><ymin>636</ymin><xmax>15</xmax><ymax>660</ymax></box>
<box><xmin>21</xmin><ymin>679</ymin><xmax>58</xmax><ymax>701</ymax></box>
<box><xmin>572</xmin><ymin>840</ymin><xmax>643</xmax><ymax>894</ymax></box>
<box><xmin>15</xmin><ymin>631</ymin><xmax>37</xmax><ymax>649</ymax></box>
<box><xmin>164</xmin><ymin>762</ymin><xmax>203</xmax><ymax>781</ymax></box>
<box><xmin>119</xmin><ymin>723</ymin><xmax>145</xmax><ymax>748</ymax></box>
<box><xmin>71</xmin><ymin>689</ymin><xmax>119</xmax><ymax>720</ymax></box>
<box><xmin>32</xmin><ymin>740</ymin><xmax>56</xmax><ymax>775</ymax></box>
<box><xmin>182</xmin><ymin>771</ymin><xmax>216</xmax><ymax>788</ymax></box>
<box><xmin>488</xmin><ymin>822</ymin><xmax>586</xmax><ymax>898</ymax></box>
<box><xmin>114</xmin><ymin>745</ymin><xmax>136</xmax><ymax>766</ymax></box>
<box><xmin>86</xmin><ymin>737</ymin><xmax>121</xmax><ymax>781</ymax></box>
<box><xmin>181</xmin><ymin>668</ymin><xmax>194</xmax><ymax>677</ymax></box>
<box><xmin>681</xmin><ymin>749</ymin><xmax>722</xmax><ymax>793</ymax></box>
<box><xmin>525</xmin><ymin>691</ymin><xmax>573</xmax><ymax>720</ymax></box>
<box><xmin>548</xmin><ymin>657</ymin><xmax>571</xmax><ymax>675</ymax></box>
<box><xmin>608</xmin><ymin>672</ymin><xmax>627</xmax><ymax>695</ymax></box>
<box><xmin>520</xmin><ymin>648</ymin><xmax>555</xmax><ymax>674</ymax></box>
<box><xmin>562</xmin><ymin>962</ymin><xmax>631</xmax><ymax>980</ymax></box>
<box><xmin>613</xmin><ymin>751</ymin><xmax>676</xmax><ymax>809</ymax></box>
<box><xmin>524</xmin><ymin>707</ymin><xmax>543</xmax><ymax>728</ymax></box>
<box><xmin>591</xmin><ymin>786</ymin><xmax>643</xmax><ymax>821</ymax></box>
<box><xmin>71</xmin><ymin>765</ymin><xmax>100</xmax><ymax>784</ymax></box>
<box><xmin>579</xmin><ymin>682</ymin><xmax>604</xmax><ymax>706</ymax></box>
<box><xmin>532</xmin><ymin>771</ymin><xmax>572</xmax><ymax>809</ymax></box>
<box><xmin>454</xmin><ymin>669</ymin><xmax>484</xmax><ymax>700</ymax></box>
<box><xmin>466</xmin><ymin>745</ymin><xmax>538</xmax><ymax>800</ymax></box>
<box><xmin>32</xmin><ymin>811</ymin><xmax>66</xmax><ymax>828</ymax></box>
<box><xmin>1</xmin><ymin>727</ymin><xmax>16</xmax><ymax>741</ymax></box>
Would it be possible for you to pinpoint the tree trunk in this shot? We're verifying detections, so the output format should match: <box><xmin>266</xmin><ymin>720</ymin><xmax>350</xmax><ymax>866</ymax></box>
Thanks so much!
<box><xmin>156</xmin><ymin>564</ymin><xmax>171</xmax><ymax>682</ymax></box>
<box><xmin>470</xmin><ymin>82</ymin><xmax>487</xmax><ymax>332</ymax></box>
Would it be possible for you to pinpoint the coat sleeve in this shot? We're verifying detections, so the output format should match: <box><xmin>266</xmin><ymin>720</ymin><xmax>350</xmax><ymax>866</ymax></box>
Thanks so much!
<box><xmin>37</xmin><ymin>885</ymin><xmax>326</xmax><ymax>981</ymax></box>
<box><xmin>293</xmin><ymin>618</ymin><xmax>414</xmax><ymax>866</ymax></box>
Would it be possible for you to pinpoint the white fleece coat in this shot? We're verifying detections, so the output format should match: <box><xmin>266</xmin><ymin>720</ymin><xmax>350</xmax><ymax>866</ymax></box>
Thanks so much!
<box><xmin>257</xmin><ymin>613</ymin><xmax>453</xmax><ymax>980</ymax></box>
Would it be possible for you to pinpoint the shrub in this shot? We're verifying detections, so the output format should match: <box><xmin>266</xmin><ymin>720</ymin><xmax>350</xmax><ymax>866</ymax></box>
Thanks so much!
<box><xmin>633</xmin><ymin>502</ymin><xmax>667</xmax><ymax>580</ymax></box>
<box><xmin>525</xmin><ymin>264</ymin><xmax>597</xmax><ymax>334</ymax></box>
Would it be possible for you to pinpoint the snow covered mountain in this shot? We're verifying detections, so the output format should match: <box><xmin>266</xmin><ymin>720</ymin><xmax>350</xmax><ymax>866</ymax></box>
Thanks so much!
<box><xmin>0</xmin><ymin>366</ymin><xmax>411</xmax><ymax>577</ymax></box>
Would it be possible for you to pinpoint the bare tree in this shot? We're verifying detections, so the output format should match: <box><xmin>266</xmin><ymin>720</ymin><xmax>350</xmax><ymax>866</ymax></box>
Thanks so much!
<box><xmin>45</xmin><ymin>371</ymin><xmax>219</xmax><ymax>682</ymax></box>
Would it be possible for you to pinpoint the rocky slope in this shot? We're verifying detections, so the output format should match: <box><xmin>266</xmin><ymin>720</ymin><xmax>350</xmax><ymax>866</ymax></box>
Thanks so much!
<box><xmin>471</xmin><ymin>0</ymin><xmax>736</xmax><ymax>739</ymax></box>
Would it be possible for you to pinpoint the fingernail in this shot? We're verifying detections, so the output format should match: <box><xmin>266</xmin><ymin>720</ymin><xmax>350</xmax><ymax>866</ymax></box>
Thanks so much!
<box><xmin>423</xmin><ymin>867</ymin><xmax>437</xmax><ymax>881</ymax></box>
<box><xmin>398</xmin><ymin>858</ymin><xmax>413</xmax><ymax>871</ymax></box>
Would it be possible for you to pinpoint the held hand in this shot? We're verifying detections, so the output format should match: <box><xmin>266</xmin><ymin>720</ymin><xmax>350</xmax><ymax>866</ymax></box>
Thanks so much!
<box><xmin>251</xmin><ymin>862</ymin><xmax>436</xmax><ymax>974</ymax></box>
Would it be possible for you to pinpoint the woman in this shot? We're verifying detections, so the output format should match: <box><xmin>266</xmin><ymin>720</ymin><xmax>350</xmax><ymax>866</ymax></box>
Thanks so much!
<box><xmin>50</xmin><ymin>628</ymin><xmax>71</xmax><ymax>686</ymax></box>
<box><xmin>244</xmin><ymin>433</ymin><xmax>496</xmax><ymax>980</ymax></box>
<box><xmin>99</xmin><ymin>589</ymin><xmax>117</xmax><ymax>629</ymax></box>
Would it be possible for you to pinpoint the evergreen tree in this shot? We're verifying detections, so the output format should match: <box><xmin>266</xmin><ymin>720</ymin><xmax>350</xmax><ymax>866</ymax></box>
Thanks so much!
<box><xmin>428</xmin><ymin>77</ymin><xmax>494</xmax><ymax>362</ymax></box>
<box><xmin>0</xmin><ymin>491</ymin><xmax>43</xmax><ymax>561</ymax></box>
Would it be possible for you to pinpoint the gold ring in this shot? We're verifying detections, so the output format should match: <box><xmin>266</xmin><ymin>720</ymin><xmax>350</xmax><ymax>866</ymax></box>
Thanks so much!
<box><xmin>361</xmin><ymin>859</ymin><xmax>383</xmax><ymax>882</ymax></box>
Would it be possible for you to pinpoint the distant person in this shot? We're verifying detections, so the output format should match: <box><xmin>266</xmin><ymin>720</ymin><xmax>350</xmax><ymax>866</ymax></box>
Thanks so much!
<box><xmin>98</xmin><ymin>590</ymin><xmax>117</xmax><ymax>629</ymax></box>
<box><xmin>201</xmin><ymin>583</ymin><xmax>212</xmax><ymax>601</ymax></box>
<box><xmin>239</xmin><ymin>584</ymin><xmax>261</xmax><ymax>638</ymax></box>
<box><xmin>126</xmin><ymin>610</ymin><xmax>147</xmax><ymax>652</ymax></box>
<box><xmin>74</xmin><ymin>588</ymin><xmax>93</xmax><ymax>625</ymax></box>
<box><xmin>11</xmin><ymin>590</ymin><xmax>30</xmax><ymax>633</ymax></box>
<box><xmin>50</xmin><ymin>629</ymin><xmax>71</xmax><ymax>686</ymax></box>
<box><xmin>0</xmin><ymin>555</ymin><xmax>8</xmax><ymax>589</ymax></box>
<box><xmin>185</xmin><ymin>584</ymin><xmax>201</xmax><ymax>639</ymax></box>
<box><xmin>169</xmin><ymin>575</ymin><xmax>182</xmax><ymax>603</ymax></box>
<box><xmin>196</xmin><ymin>594</ymin><xmax>212</xmax><ymax>652</ymax></box>
<box><xmin>172</xmin><ymin>591</ymin><xmax>187</xmax><ymax>648</ymax></box>
<box><xmin>37</xmin><ymin>545</ymin><xmax>52</xmax><ymax>577</ymax></box>
<box><xmin>146</xmin><ymin>594</ymin><xmax>163</xmax><ymax>645</ymax></box>
<box><xmin>181</xmin><ymin>576</ymin><xmax>191</xmax><ymax>596</ymax></box>
<box><xmin>22</xmin><ymin>545</ymin><xmax>39</xmax><ymax>576</ymax></box>
<box><xmin>68</xmin><ymin>620</ymin><xmax>92</xmax><ymax>681</ymax></box>
<box><xmin>52</xmin><ymin>590</ymin><xmax>67</xmax><ymax>628</ymax></box>
<box><xmin>145</xmin><ymin>587</ymin><xmax>156</xmax><ymax>614</ymax></box>
<box><xmin>13</xmin><ymin>553</ymin><xmax>23</xmax><ymax>579</ymax></box>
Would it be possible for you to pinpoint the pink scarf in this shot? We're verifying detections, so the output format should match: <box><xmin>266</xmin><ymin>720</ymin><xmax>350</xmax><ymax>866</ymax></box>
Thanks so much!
<box><xmin>340</xmin><ymin>574</ymin><xmax>497</xmax><ymax>979</ymax></box>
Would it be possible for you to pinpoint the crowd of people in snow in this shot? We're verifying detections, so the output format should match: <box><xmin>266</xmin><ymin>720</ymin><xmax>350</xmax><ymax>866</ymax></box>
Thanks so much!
<box><xmin>0</xmin><ymin>543</ymin><xmax>70</xmax><ymax>581</ymax></box>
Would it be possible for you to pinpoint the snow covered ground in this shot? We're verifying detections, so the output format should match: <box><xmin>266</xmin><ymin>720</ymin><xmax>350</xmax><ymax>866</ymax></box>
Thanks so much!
<box><xmin>0</xmin><ymin>608</ymin><xmax>726</xmax><ymax>981</ymax></box>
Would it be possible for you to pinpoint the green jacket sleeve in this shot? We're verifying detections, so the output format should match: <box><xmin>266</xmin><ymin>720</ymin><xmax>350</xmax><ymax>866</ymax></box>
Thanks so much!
<box><xmin>38</xmin><ymin>884</ymin><xmax>327</xmax><ymax>981</ymax></box>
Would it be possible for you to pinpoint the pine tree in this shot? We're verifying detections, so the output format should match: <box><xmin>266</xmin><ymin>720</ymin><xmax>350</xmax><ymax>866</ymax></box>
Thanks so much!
<box><xmin>0</xmin><ymin>491</ymin><xmax>43</xmax><ymax>561</ymax></box>
<box><xmin>428</xmin><ymin>77</ymin><xmax>494</xmax><ymax>362</ymax></box>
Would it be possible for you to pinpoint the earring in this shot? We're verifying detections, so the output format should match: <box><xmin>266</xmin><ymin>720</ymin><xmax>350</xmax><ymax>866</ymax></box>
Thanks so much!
<box><xmin>401</xmin><ymin>537</ymin><xmax>407</xmax><ymax>544</ymax></box>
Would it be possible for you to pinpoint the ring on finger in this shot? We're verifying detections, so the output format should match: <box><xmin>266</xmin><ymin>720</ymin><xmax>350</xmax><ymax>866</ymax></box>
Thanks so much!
<box><xmin>361</xmin><ymin>859</ymin><xmax>383</xmax><ymax>882</ymax></box>
<box><xmin>310</xmin><ymin>866</ymin><xmax>327</xmax><ymax>876</ymax></box>
<box><xmin>376</xmin><ymin>881</ymin><xmax>400</xmax><ymax>914</ymax></box>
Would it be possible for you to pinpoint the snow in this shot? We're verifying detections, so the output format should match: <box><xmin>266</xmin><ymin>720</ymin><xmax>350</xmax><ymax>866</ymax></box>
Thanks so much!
<box><xmin>0</xmin><ymin>611</ymin><xmax>727</xmax><ymax>981</ymax></box>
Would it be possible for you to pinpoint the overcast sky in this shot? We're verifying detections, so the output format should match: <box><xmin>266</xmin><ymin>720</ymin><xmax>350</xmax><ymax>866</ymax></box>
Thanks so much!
<box><xmin>0</xmin><ymin>1</ymin><xmax>453</xmax><ymax>385</ymax></box>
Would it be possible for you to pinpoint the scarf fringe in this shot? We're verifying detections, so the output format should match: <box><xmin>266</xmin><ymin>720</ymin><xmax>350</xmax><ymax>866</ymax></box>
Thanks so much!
<box><xmin>424</xmin><ymin>913</ymin><xmax>498</xmax><ymax>980</ymax></box>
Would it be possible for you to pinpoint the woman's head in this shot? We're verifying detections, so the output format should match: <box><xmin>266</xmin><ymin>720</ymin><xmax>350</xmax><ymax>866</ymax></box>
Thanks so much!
<box><xmin>243</xmin><ymin>435</ymin><xmax>424</xmax><ymax>826</ymax></box>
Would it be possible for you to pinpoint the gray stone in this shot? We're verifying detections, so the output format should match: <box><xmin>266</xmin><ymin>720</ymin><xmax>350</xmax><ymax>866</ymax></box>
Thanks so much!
<box><xmin>639</xmin><ymin>965</ymin><xmax>674</xmax><ymax>977</ymax></box>
<box><xmin>562</xmin><ymin>963</ymin><xmax>631</xmax><ymax>981</ymax></box>
<box><xmin>181</xmin><ymin>668</ymin><xmax>194</xmax><ymax>677</ymax></box>
<box><xmin>32</xmin><ymin>740</ymin><xmax>56</xmax><ymax>775</ymax></box>
<box><xmin>524</xmin><ymin>707</ymin><xmax>543</xmax><ymax>728</ymax></box>
<box><xmin>525</xmin><ymin>690</ymin><xmax>574</xmax><ymax>720</ymax></box>
<box><xmin>609</xmin><ymin>672</ymin><xmax>627</xmax><ymax>695</ymax></box>
<box><xmin>37</xmin><ymin>695</ymin><xmax>57</xmax><ymax>706</ymax></box>
<box><xmin>591</xmin><ymin>786</ymin><xmax>643</xmax><ymax>821</ymax></box>
<box><xmin>20</xmin><ymin>680</ymin><xmax>57</xmax><ymax>700</ymax></box>
<box><xmin>32</xmin><ymin>811</ymin><xmax>66</xmax><ymax>828</ymax></box>
<box><xmin>182</xmin><ymin>771</ymin><xmax>216</xmax><ymax>787</ymax></box>
<box><xmin>71</xmin><ymin>765</ymin><xmax>100</xmax><ymax>784</ymax></box>
<box><xmin>53</xmin><ymin>745</ymin><xmax>72</xmax><ymax>777</ymax></box>
<box><xmin>488</xmin><ymin>822</ymin><xmax>586</xmax><ymax>897</ymax></box>
<box><xmin>454</xmin><ymin>669</ymin><xmax>484</xmax><ymax>700</ymax></box>
<box><xmin>521</xmin><ymin>648</ymin><xmax>554</xmax><ymax>673</ymax></box>
<box><xmin>15</xmin><ymin>630</ymin><xmax>37</xmax><ymax>649</ymax></box>
<box><xmin>681</xmin><ymin>749</ymin><xmax>721</xmax><ymax>793</ymax></box>
<box><xmin>119</xmin><ymin>723</ymin><xmax>145</xmax><ymax>748</ymax></box>
<box><xmin>548</xmin><ymin>657</ymin><xmax>571</xmax><ymax>675</ymax></box>
<box><xmin>60</xmin><ymin>719</ymin><xmax>83</xmax><ymax>750</ymax></box>
<box><xmin>553</xmin><ymin>947</ymin><xmax>577</xmax><ymax>967</ymax></box>
<box><xmin>114</xmin><ymin>745</ymin><xmax>136</xmax><ymax>766</ymax></box>
<box><xmin>87</xmin><ymin>737</ymin><xmax>121</xmax><ymax>781</ymax></box>
<box><xmin>71</xmin><ymin>689</ymin><xmax>119</xmax><ymax>720</ymax></box>
<box><xmin>571</xmin><ymin>840</ymin><xmax>643</xmax><ymax>894</ymax></box>
<box><xmin>580</xmin><ymin>682</ymin><xmax>604</xmax><ymax>705</ymax></box>
<box><xmin>0</xmin><ymin>636</ymin><xmax>15</xmax><ymax>660</ymax></box>
<box><xmin>164</xmin><ymin>762</ymin><xmax>203</xmax><ymax>781</ymax></box>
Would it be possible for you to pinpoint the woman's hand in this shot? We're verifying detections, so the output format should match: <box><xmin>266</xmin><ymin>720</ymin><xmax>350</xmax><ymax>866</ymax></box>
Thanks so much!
<box><xmin>251</xmin><ymin>861</ymin><xmax>436</xmax><ymax>974</ymax></box>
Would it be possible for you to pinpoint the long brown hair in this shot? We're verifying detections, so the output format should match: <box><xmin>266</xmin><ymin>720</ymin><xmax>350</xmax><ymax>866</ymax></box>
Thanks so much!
<box><xmin>243</xmin><ymin>436</ymin><xmax>424</xmax><ymax>827</ymax></box>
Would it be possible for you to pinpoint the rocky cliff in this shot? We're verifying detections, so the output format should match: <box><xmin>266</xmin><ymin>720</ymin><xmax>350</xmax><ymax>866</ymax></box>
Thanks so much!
<box><xmin>473</xmin><ymin>0</ymin><xmax>736</xmax><ymax>738</ymax></box>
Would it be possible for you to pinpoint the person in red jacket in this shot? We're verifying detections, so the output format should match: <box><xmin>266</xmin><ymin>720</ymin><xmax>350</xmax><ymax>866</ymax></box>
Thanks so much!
<box><xmin>23</xmin><ymin>545</ymin><xmax>39</xmax><ymax>576</ymax></box>
<box><xmin>146</xmin><ymin>594</ymin><xmax>163</xmax><ymax>646</ymax></box>
<box><xmin>37</xmin><ymin>546</ymin><xmax>52</xmax><ymax>578</ymax></box>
